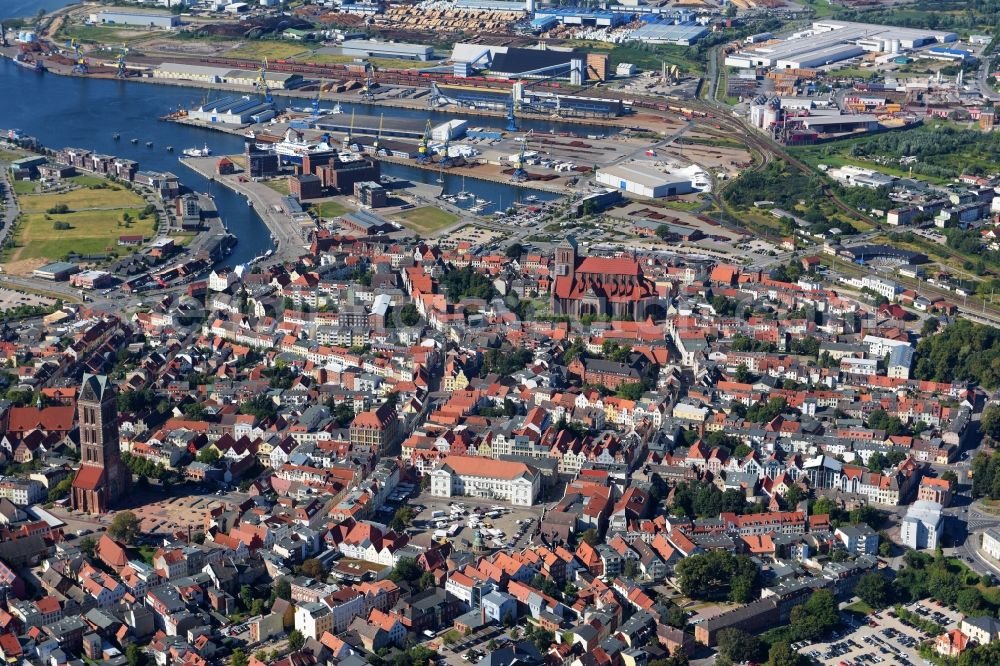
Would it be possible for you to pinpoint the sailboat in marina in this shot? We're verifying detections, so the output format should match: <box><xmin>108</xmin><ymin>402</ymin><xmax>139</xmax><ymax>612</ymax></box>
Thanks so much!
<box><xmin>456</xmin><ymin>175</ymin><xmax>470</xmax><ymax>200</ymax></box>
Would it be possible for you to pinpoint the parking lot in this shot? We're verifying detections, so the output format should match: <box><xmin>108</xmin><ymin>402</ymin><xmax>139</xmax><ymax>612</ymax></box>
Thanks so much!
<box><xmin>400</xmin><ymin>491</ymin><xmax>546</xmax><ymax>552</ymax></box>
<box><xmin>432</xmin><ymin>625</ymin><xmax>510</xmax><ymax>666</ymax></box>
<box><xmin>798</xmin><ymin>602</ymin><xmax>961</xmax><ymax>666</ymax></box>
<box><xmin>0</xmin><ymin>287</ymin><xmax>55</xmax><ymax>311</ymax></box>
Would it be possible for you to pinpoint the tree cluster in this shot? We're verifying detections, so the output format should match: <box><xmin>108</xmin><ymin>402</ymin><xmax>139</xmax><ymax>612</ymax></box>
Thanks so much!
<box><xmin>971</xmin><ymin>450</ymin><xmax>1000</xmax><ymax>499</ymax></box>
<box><xmin>121</xmin><ymin>452</ymin><xmax>167</xmax><ymax>480</ymax></box>
<box><xmin>893</xmin><ymin>550</ymin><xmax>999</xmax><ymax>615</ymax></box>
<box><xmin>441</xmin><ymin>266</ymin><xmax>495</xmax><ymax>303</ymax></box>
<box><xmin>481</xmin><ymin>347</ymin><xmax>532</xmax><ymax>377</ymax></box>
<box><xmin>674</xmin><ymin>550</ymin><xmax>760</xmax><ymax>603</ymax></box>
<box><xmin>746</xmin><ymin>397</ymin><xmax>792</xmax><ymax>424</ymax></box>
<box><xmin>763</xmin><ymin>590</ymin><xmax>840</xmax><ymax>646</ymax></box>
<box><xmin>913</xmin><ymin>319</ymin><xmax>1000</xmax><ymax>387</ymax></box>
<box><xmin>669</xmin><ymin>480</ymin><xmax>759</xmax><ymax>519</ymax></box>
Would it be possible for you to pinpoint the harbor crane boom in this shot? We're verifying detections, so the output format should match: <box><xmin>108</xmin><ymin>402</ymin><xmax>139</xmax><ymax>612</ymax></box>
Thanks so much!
<box><xmin>66</xmin><ymin>38</ymin><xmax>87</xmax><ymax>75</ymax></box>
<box><xmin>360</xmin><ymin>62</ymin><xmax>376</xmax><ymax>102</ymax></box>
<box><xmin>417</xmin><ymin>119</ymin><xmax>433</xmax><ymax>164</ymax></box>
<box><xmin>372</xmin><ymin>113</ymin><xmax>384</xmax><ymax>154</ymax></box>
<box><xmin>511</xmin><ymin>130</ymin><xmax>531</xmax><ymax>183</ymax></box>
<box><xmin>115</xmin><ymin>43</ymin><xmax>128</xmax><ymax>78</ymax></box>
<box><xmin>255</xmin><ymin>58</ymin><xmax>272</xmax><ymax>103</ymax></box>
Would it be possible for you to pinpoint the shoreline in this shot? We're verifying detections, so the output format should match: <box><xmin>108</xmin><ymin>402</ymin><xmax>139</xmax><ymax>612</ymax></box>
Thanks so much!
<box><xmin>171</xmin><ymin>118</ymin><xmax>573</xmax><ymax>195</ymax></box>
<box><xmin>0</xmin><ymin>49</ymin><xmax>627</xmax><ymax>130</ymax></box>
<box><xmin>180</xmin><ymin>157</ymin><xmax>299</xmax><ymax>265</ymax></box>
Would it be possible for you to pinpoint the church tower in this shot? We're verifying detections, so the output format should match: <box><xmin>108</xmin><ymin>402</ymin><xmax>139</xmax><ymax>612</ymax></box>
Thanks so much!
<box><xmin>554</xmin><ymin>236</ymin><xmax>578</xmax><ymax>278</ymax></box>
<box><xmin>71</xmin><ymin>374</ymin><xmax>130</xmax><ymax>514</ymax></box>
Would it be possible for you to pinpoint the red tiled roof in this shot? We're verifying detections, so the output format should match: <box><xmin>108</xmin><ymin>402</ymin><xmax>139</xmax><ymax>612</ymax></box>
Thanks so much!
<box><xmin>72</xmin><ymin>466</ymin><xmax>105</xmax><ymax>491</ymax></box>
<box><xmin>6</xmin><ymin>406</ymin><xmax>75</xmax><ymax>433</ymax></box>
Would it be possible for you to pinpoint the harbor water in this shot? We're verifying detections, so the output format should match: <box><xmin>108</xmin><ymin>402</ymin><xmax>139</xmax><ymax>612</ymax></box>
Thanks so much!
<box><xmin>1</xmin><ymin>58</ymin><xmax>605</xmax><ymax>262</ymax></box>
<box><xmin>0</xmin><ymin>0</ymin><xmax>78</xmax><ymax>20</ymax></box>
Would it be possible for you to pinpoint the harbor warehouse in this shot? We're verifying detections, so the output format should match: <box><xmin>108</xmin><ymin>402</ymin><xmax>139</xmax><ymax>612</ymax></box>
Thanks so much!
<box><xmin>154</xmin><ymin>64</ymin><xmax>299</xmax><ymax>90</ymax></box>
<box><xmin>91</xmin><ymin>11</ymin><xmax>179</xmax><ymax>29</ymax></box>
<box><xmin>596</xmin><ymin>164</ymin><xmax>693</xmax><ymax>198</ymax></box>
<box><xmin>334</xmin><ymin>40</ymin><xmax>432</xmax><ymax>61</ymax></box>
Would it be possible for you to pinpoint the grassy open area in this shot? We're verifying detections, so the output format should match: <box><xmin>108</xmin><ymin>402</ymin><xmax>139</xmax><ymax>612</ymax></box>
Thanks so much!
<box><xmin>805</xmin><ymin>0</ymin><xmax>840</xmax><ymax>18</ymax></box>
<box><xmin>654</xmin><ymin>199</ymin><xmax>704</xmax><ymax>212</ymax></box>
<box><xmin>17</xmin><ymin>187</ymin><xmax>145</xmax><ymax>215</ymax></box>
<box><xmin>606</xmin><ymin>43</ymin><xmax>703</xmax><ymax>74</ymax></box>
<box><xmin>827</xmin><ymin>66</ymin><xmax>878</xmax><ymax>79</ymax></box>
<box><xmin>67</xmin><ymin>174</ymin><xmax>108</xmax><ymax>188</ymax></box>
<box><xmin>0</xmin><ymin>150</ymin><xmax>24</xmax><ymax>162</ymax></box>
<box><xmin>169</xmin><ymin>232</ymin><xmax>197</xmax><ymax>247</ymax></box>
<box><xmin>263</xmin><ymin>178</ymin><xmax>290</xmax><ymax>196</ymax></box>
<box><xmin>844</xmin><ymin>600</ymin><xmax>875</xmax><ymax>615</ymax></box>
<box><xmin>11</xmin><ymin>181</ymin><xmax>36</xmax><ymax>196</ymax></box>
<box><xmin>59</xmin><ymin>24</ymin><xmax>150</xmax><ymax>45</ymax></box>
<box><xmin>11</xmin><ymin>208</ymin><xmax>154</xmax><ymax>260</ymax></box>
<box><xmin>8</xmin><ymin>175</ymin><xmax>156</xmax><ymax>262</ymax></box>
<box><xmin>310</xmin><ymin>200</ymin><xmax>351</xmax><ymax>219</ymax></box>
<box><xmin>391</xmin><ymin>206</ymin><xmax>459</xmax><ymax>234</ymax></box>
<box><xmin>227</xmin><ymin>41</ymin><xmax>310</xmax><ymax>61</ymax></box>
<box><xmin>293</xmin><ymin>52</ymin><xmax>430</xmax><ymax>70</ymax></box>
<box><xmin>792</xmin><ymin>145</ymin><xmax>952</xmax><ymax>186</ymax></box>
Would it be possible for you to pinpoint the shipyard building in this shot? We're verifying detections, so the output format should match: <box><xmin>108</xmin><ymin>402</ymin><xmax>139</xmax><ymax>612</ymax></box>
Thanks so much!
<box><xmin>725</xmin><ymin>20</ymin><xmax>957</xmax><ymax>70</ymax></box>
<box><xmin>90</xmin><ymin>10</ymin><xmax>179</xmax><ymax>29</ymax></box>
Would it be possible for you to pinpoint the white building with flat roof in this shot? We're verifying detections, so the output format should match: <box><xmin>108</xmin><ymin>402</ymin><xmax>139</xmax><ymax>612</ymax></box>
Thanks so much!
<box><xmin>726</xmin><ymin>20</ymin><xmax>956</xmax><ymax>70</ymax></box>
<box><xmin>338</xmin><ymin>39</ymin><xmax>433</xmax><ymax>61</ymax></box>
<box><xmin>91</xmin><ymin>10</ymin><xmax>179</xmax><ymax>29</ymax></box>
<box><xmin>900</xmin><ymin>500</ymin><xmax>942</xmax><ymax>550</ymax></box>
<box><xmin>596</xmin><ymin>163</ymin><xmax>692</xmax><ymax>199</ymax></box>
<box><xmin>983</xmin><ymin>527</ymin><xmax>1000</xmax><ymax>561</ymax></box>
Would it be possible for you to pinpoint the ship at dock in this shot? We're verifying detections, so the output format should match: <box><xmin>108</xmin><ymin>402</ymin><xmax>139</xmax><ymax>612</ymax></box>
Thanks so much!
<box><xmin>12</xmin><ymin>54</ymin><xmax>44</xmax><ymax>73</ymax></box>
<box><xmin>267</xmin><ymin>128</ymin><xmax>337</xmax><ymax>165</ymax></box>
<box><xmin>182</xmin><ymin>144</ymin><xmax>212</xmax><ymax>158</ymax></box>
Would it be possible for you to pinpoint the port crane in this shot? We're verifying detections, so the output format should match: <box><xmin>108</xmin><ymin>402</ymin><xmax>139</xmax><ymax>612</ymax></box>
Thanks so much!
<box><xmin>360</xmin><ymin>62</ymin><xmax>376</xmax><ymax>102</ymax></box>
<box><xmin>66</xmin><ymin>38</ymin><xmax>87</xmax><ymax>75</ymax></box>
<box><xmin>343</xmin><ymin>109</ymin><xmax>356</xmax><ymax>149</ymax></box>
<box><xmin>417</xmin><ymin>119</ymin><xmax>433</xmax><ymax>164</ymax></box>
<box><xmin>115</xmin><ymin>43</ymin><xmax>129</xmax><ymax>78</ymax></box>
<box><xmin>510</xmin><ymin>130</ymin><xmax>532</xmax><ymax>183</ymax></box>
<box><xmin>438</xmin><ymin>131</ymin><xmax>458</xmax><ymax>169</ymax></box>
<box><xmin>372</xmin><ymin>113</ymin><xmax>384</xmax><ymax>154</ymax></box>
<box><xmin>255</xmin><ymin>58</ymin><xmax>272</xmax><ymax>103</ymax></box>
<box><xmin>507</xmin><ymin>59</ymin><xmax>595</xmax><ymax>126</ymax></box>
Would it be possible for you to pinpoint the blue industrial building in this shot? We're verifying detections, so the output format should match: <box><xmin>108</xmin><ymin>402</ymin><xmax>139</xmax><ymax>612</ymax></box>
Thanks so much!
<box><xmin>534</xmin><ymin>8</ymin><xmax>632</xmax><ymax>28</ymax></box>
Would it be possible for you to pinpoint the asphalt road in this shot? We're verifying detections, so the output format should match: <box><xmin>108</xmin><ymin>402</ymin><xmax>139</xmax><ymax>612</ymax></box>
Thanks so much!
<box><xmin>0</xmin><ymin>166</ymin><xmax>18</xmax><ymax>248</ymax></box>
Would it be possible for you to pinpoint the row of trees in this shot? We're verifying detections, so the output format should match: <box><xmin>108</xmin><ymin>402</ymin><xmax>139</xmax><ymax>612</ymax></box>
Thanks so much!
<box><xmin>855</xmin><ymin>550</ymin><xmax>1000</xmax><ymax>617</ymax></box>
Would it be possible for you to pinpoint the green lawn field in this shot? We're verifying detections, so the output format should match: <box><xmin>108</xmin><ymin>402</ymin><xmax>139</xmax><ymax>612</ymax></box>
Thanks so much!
<box><xmin>391</xmin><ymin>206</ymin><xmax>459</xmax><ymax>234</ymax></box>
<box><xmin>310</xmin><ymin>200</ymin><xmax>351</xmax><ymax>219</ymax></box>
<box><xmin>227</xmin><ymin>41</ymin><xmax>310</xmax><ymax>61</ymax></box>
<box><xmin>18</xmin><ymin>187</ymin><xmax>146</xmax><ymax>214</ymax></box>
<box><xmin>13</xmin><ymin>208</ymin><xmax>154</xmax><ymax>260</ymax></box>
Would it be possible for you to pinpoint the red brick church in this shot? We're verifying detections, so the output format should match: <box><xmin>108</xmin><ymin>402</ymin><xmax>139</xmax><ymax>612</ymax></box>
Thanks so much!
<box><xmin>551</xmin><ymin>237</ymin><xmax>658</xmax><ymax>319</ymax></box>
<box><xmin>71</xmin><ymin>374</ymin><xmax>131</xmax><ymax>514</ymax></box>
